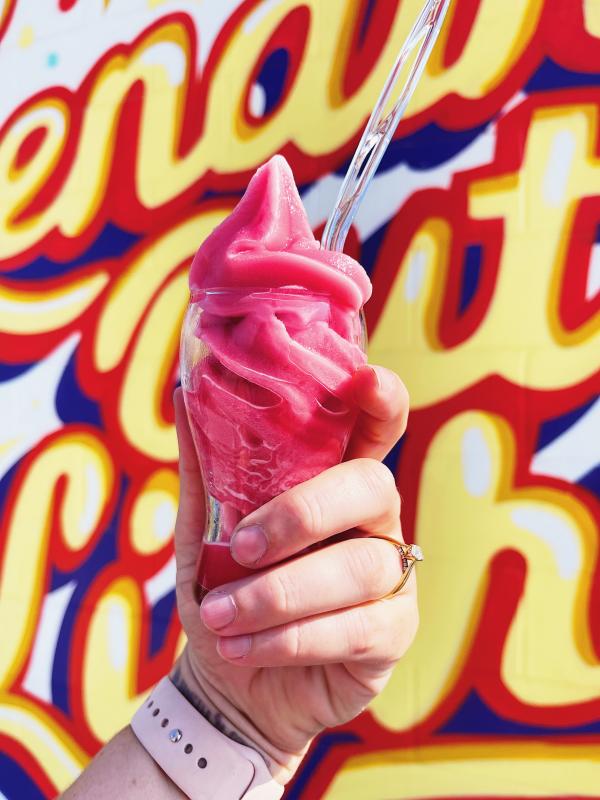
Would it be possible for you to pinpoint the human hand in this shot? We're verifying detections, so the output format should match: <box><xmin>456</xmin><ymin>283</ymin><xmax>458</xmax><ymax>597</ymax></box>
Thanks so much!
<box><xmin>171</xmin><ymin>365</ymin><xmax>416</xmax><ymax>782</ymax></box>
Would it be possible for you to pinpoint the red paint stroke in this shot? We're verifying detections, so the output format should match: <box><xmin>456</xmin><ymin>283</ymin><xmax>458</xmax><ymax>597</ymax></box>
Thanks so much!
<box><xmin>0</xmin><ymin>0</ymin><xmax>16</xmax><ymax>44</ymax></box>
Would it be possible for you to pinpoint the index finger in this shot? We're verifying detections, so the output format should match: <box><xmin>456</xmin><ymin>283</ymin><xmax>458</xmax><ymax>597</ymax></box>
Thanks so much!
<box><xmin>229</xmin><ymin>457</ymin><xmax>402</xmax><ymax>568</ymax></box>
<box><xmin>345</xmin><ymin>365</ymin><xmax>409</xmax><ymax>462</ymax></box>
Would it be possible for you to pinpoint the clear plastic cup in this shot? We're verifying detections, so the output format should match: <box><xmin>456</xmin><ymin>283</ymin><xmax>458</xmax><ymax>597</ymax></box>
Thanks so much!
<box><xmin>179</xmin><ymin>286</ymin><xmax>366</xmax><ymax>600</ymax></box>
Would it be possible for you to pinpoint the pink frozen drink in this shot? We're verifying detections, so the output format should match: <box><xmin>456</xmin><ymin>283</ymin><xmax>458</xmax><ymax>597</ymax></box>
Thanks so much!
<box><xmin>180</xmin><ymin>155</ymin><xmax>371</xmax><ymax>595</ymax></box>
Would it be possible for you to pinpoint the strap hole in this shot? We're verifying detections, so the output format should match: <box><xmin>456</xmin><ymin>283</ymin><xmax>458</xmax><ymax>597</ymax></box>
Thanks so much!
<box><xmin>197</xmin><ymin>757</ymin><xmax>207</xmax><ymax>769</ymax></box>
<box><xmin>147</xmin><ymin>701</ymin><xmax>153</xmax><ymax>708</ymax></box>
<box><xmin>152</xmin><ymin>708</ymin><xmax>160</xmax><ymax>717</ymax></box>
<box><xmin>161</xmin><ymin>718</ymin><xmax>169</xmax><ymax>728</ymax></box>
<box><xmin>184</xmin><ymin>744</ymin><xmax>193</xmax><ymax>754</ymax></box>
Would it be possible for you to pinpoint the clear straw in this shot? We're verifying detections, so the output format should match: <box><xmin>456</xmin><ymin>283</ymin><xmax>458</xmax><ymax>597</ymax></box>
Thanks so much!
<box><xmin>321</xmin><ymin>0</ymin><xmax>452</xmax><ymax>253</ymax></box>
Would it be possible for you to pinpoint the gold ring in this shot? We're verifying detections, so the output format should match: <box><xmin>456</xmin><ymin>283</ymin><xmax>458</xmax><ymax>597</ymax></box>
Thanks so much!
<box><xmin>370</xmin><ymin>535</ymin><xmax>424</xmax><ymax>597</ymax></box>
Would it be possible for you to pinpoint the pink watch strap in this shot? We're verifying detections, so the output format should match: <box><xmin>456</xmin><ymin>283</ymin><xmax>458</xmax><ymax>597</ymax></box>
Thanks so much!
<box><xmin>131</xmin><ymin>678</ymin><xmax>283</xmax><ymax>800</ymax></box>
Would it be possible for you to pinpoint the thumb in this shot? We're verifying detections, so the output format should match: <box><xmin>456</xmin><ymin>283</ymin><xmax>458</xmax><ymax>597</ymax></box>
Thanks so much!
<box><xmin>173</xmin><ymin>387</ymin><xmax>206</xmax><ymax>572</ymax></box>
<box><xmin>344</xmin><ymin>365</ymin><xmax>409</xmax><ymax>462</ymax></box>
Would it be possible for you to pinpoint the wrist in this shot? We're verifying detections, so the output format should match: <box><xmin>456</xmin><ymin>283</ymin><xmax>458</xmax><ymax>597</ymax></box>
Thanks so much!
<box><xmin>170</xmin><ymin>647</ymin><xmax>308</xmax><ymax>785</ymax></box>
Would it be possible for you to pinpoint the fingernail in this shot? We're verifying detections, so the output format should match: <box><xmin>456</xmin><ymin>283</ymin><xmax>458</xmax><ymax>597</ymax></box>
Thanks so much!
<box><xmin>200</xmin><ymin>592</ymin><xmax>236</xmax><ymax>630</ymax></box>
<box><xmin>218</xmin><ymin>635</ymin><xmax>251</xmax><ymax>660</ymax></box>
<box><xmin>231</xmin><ymin>524</ymin><xmax>267</xmax><ymax>565</ymax></box>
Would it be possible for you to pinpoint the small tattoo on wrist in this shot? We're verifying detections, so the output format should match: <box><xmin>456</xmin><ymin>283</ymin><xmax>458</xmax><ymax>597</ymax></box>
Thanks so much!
<box><xmin>170</xmin><ymin>664</ymin><xmax>251</xmax><ymax>750</ymax></box>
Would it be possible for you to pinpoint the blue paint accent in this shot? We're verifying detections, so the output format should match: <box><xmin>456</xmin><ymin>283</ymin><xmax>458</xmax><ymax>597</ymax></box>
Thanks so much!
<box><xmin>536</xmin><ymin>396</ymin><xmax>597</xmax><ymax>452</ymax></box>
<box><xmin>47</xmin><ymin>52</ymin><xmax>59</xmax><ymax>68</ymax></box>
<box><xmin>578</xmin><ymin>463</ymin><xmax>600</xmax><ymax>500</ymax></box>
<box><xmin>149</xmin><ymin>589</ymin><xmax>177</xmax><ymax>657</ymax></box>
<box><xmin>596</xmin><ymin>223</ymin><xmax>600</xmax><ymax>244</ymax></box>
<box><xmin>56</xmin><ymin>351</ymin><xmax>102</xmax><ymax>427</ymax></box>
<box><xmin>384</xmin><ymin>435</ymin><xmax>406</xmax><ymax>480</ymax></box>
<box><xmin>0</xmin><ymin>752</ymin><xmax>46</xmax><ymax>800</ymax></box>
<box><xmin>459</xmin><ymin>244</ymin><xmax>483</xmax><ymax>315</ymax></box>
<box><xmin>335</xmin><ymin>121</ymin><xmax>489</xmax><ymax>176</ymax></box>
<box><xmin>255</xmin><ymin>48</ymin><xmax>290</xmax><ymax>116</ymax></box>
<box><xmin>8</xmin><ymin>223</ymin><xmax>140</xmax><ymax>281</ymax></box>
<box><xmin>0</xmin><ymin>461</ymin><xmax>19</xmax><ymax>514</ymax></box>
<box><xmin>441</xmin><ymin>690</ymin><xmax>600</xmax><ymax>734</ymax></box>
<box><xmin>199</xmin><ymin>187</ymin><xmax>239</xmax><ymax>202</ymax></box>
<box><xmin>0</xmin><ymin>360</ymin><xmax>34</xmax><ymax>381</ymax></box>
<box><xmin>525</xmin><ymin>58</ymin><xmax>600</xmax><ymax>93</ymax></box>
<box><xmin>50</xmin><ymin>477</ymin><xmax>127</xmax><ymax>715</ymax></box>
<box><xmin>357</xmin><ymin>0</ymin><xmax>377</xmax><ymax>47</ymax></box>
<box><xmin>286</xmin><ymin>732</ymin><xmax>361</xmax><ymax>799</ymax></box>
<box><xmin>359</xmin><ymin>222</ymin><xmax>387</xmax><ymax>278</ymax></box>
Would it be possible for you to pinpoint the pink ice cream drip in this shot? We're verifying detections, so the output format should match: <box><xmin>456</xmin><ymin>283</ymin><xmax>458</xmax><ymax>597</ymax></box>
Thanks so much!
<box><xmin>184</xmin><ymin>155</ymin><xmax>371</xmax><ymax>530</ymax></box>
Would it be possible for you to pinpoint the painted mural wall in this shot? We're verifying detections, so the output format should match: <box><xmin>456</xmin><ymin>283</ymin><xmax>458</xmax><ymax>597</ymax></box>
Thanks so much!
<box><xmin>0</xmin><ymin>0</ymin><xmax>599</xmax><ymax>797</ymax></box>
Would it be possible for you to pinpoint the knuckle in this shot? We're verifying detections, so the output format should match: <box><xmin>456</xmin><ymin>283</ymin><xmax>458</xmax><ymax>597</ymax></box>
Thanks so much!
<box><xmin>278</xmin><ymin>622</ymin><xmax>301</xmax><ymax>660</ymax></box>
<box><xmin>277</xmin><ymin>489</ymin><xmax>322</xmax><ymax>540</ymax></box>
<box><xmin>357</xmin><ymin>602</ymin><xmax>418</xmax><ymax>665</ymax></box>
<box><xmin>346</xmin><ymin>608</ymin><xmax>379</xmax><ymax>659</ymax></box>
<box><xmin>406</xmin><ymin>600</ymin><xmax>420</xmax><ymax>647</ymax></box>
<box><xmin>358</xmin><ymin>458</ymin><xmax>396</xmax><ymax>496</ymax></box>
<box><xmin>395</xmin><ymin>376</ymin><xmax>410</xmax><ymax>414</ymax></box>
<box><xmin>262</xmin><ymin>570</ymin><xmax>295</xmax><ymax>617</ymax></box>
<box><xmin>396</xmin><ymin>381</ymin><xmax>410</xmax><ymax>437</ymax></box>
<box><xmin>389</xmin><ymin>596</ymin><xmax>420</xmax><ymax>659</ymax></box>
<box><xmin>346</xmin><ymin>541</ymin><xmax>390</xmax><ymax>599</ymax></box>
<box><xmin>356</xmin><ymin>459</ymin><xmax>401</xmax><ymax>513</ymax></box>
